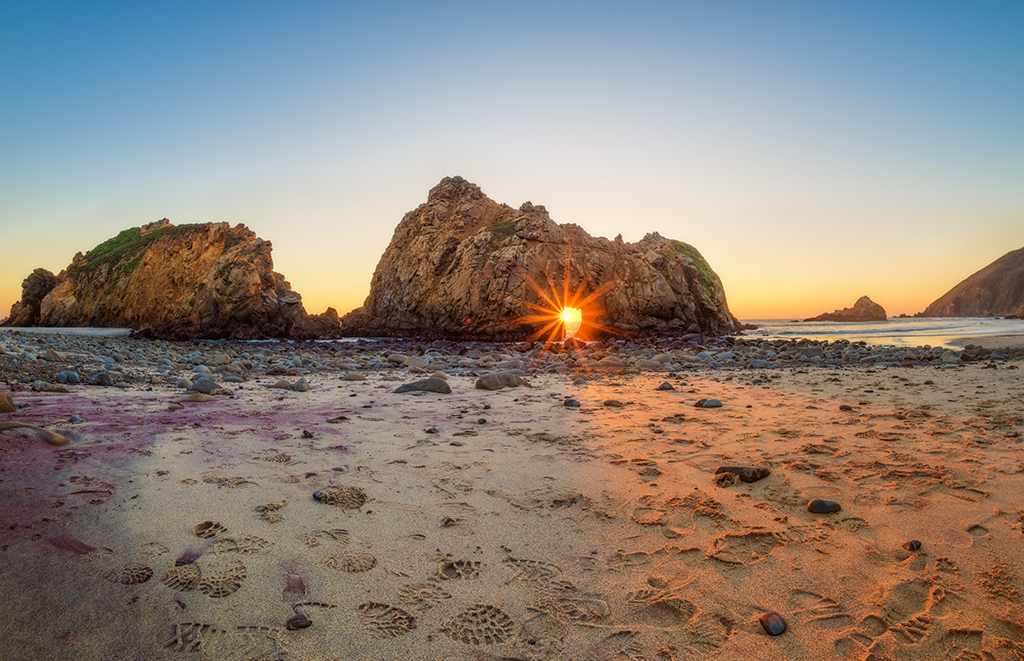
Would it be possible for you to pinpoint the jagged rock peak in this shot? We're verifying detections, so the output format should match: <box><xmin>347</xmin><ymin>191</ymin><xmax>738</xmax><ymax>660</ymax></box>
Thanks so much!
<box><xmin>805</xmin><ymin>296</ymin><xmax>887</xmax><ymax>322</ymax></box>
<box><xmin>920</xmin><ymin>246</ymin><xmax>1024</xmax><ymax>317</ymax></box>
<box><xmin>342</xmin><ymin>176</ymin><xmax>740</xmax><ymax>340</ymax></box>
<box><xmin>4</xmin><ymin>219</ymin><xmax>340</xmax><ymax>340</ymax></box>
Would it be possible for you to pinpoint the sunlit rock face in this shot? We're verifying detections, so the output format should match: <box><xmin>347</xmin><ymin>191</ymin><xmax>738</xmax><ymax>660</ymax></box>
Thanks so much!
<box><xmin>4</xmin><ymin>219</ymin><xmax>341</xmax><ymax>340</ymax></box>
<box><xmin>919</xmin><ymin>246</ymin><xmax>1024</xmax><ymax>317</ymax></box>
<box><xmin>342</xmin><ymin>176</ymin><xmax>740</xmax><ymax>340</ymax></box>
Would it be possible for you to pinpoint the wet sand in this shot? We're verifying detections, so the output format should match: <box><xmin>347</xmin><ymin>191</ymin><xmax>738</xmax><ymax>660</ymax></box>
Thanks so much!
<box><xmin>1</xmin><ymin>354</ymin><xmax>1023</xmax><ymax>661</ymax></box>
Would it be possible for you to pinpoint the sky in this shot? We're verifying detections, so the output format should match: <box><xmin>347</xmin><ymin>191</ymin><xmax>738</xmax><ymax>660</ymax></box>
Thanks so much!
<box><xmin>2</xmin><ymin>1</ymin><xmax>1022</xmax><ymax>322</ymax></box>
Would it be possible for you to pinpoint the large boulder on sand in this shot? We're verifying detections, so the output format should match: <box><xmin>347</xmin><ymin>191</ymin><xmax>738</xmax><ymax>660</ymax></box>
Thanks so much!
<box><xmin>342</xmin><ymin>177</ymin><xmax>740</xmax><ymax>340</ymax></box>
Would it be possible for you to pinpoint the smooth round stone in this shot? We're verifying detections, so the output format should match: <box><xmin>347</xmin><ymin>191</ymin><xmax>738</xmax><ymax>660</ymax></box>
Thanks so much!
<box><xmin>89</xmin><ymin>372</ymin><xmax>113</xmax><ymax>386</ymax></box>
<box><xmin>564</xmin><ymin>399</ymin><xmax>581</xmax><ymax>408</ymax></box>
<box><xmin>807</xmin><ymin>499</ymin><xmax>842</xmax><ymax>514</ymax></box>
<box><xmin>903</xmin><ymin>540</ymin><xmax>922</xmax><ymax>552</ymax></box>
<box><xmin>312</xmin><ymin>491</ymin><xmax>324</xmax><ymax>501</ymax></box>
<box><xmin>68</xmin><ymin>415</ymin><xmax>85</xmax><ymax>424</ymax></box>
<box><xmin>693</xmin><ymin>398</ymin><xmax>707</xmax><ymax>408</ymax></box>
<box><xmin>702</xmin><ymin>399</ymin><xmax>723</xmax><ymax>408</ymax></box>
<box><xmin>175</xmin><ymin>378</ymin><xmax>191</xmax><ymax>389</ymax></box>
<box><xmin>655</xmin><ymin>382</ymin><xmax>675</xmax><ymax>391</ymax></box>
<box><xmin>191</xmin><ymin>365</ymin><xmax>211</xmax><ymax>374</ymax></box>
<box><xmin>286</xmin><ymin>614</ymin><xmax>312</xmax><ymax>630</ymax></box>
<box><xmin>477</xmin><ymin>418</ymin><xmax>487</xmax><ymax>424</ymax></box>
<box><xmin>189</xmin><ymin>378</ymin><xmax>219</xmax><ymax>394</ymax></box>
<box><xmin>759</xmin><ymin>611</ymin><xmax>787</xmax><ymax>636</ymax></box>
<box><xmin>1007</xmin><ymin>431</ymin><xmax>1020</xmax><ymax>438</ymax></box>
<box><xmin>57</xmin><ymin>371</ymin><xmax>81</xmax><ymax>384</ymax></box>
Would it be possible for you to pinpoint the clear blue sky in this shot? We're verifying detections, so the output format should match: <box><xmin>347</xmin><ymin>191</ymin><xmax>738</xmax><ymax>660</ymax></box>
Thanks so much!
<box><xmin>2</xmin><ymin>1</ymin><xmax>1022</xmax><ymax>319</ymax></box>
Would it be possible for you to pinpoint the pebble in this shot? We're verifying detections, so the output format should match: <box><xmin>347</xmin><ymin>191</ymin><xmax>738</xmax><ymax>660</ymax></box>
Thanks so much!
<box><xmin>603</xmin><ymin>399</ymin><xmax>624</xmax><ymax>407</ymax></box>
<box><xmin>302</xmin><ymin>430</ymin><xmax>314</xmax><ymax>439</ymax></box>
<box><xmin>89</xmin><ymin>372</ymin><xmax>114</xmax><ymax>386</ymax></box>
<box><xmin>68</xmin><ymin>415</ymin><xmax>85</xmax><ymax>424</ymax></box>
<box><xmin>286</xmin><ymin>614</ymin><xmax>312</xmax><ymax>630</ymax></box>
<box><xmin>694</xmin><ymin>398</ymin><xmax>707</xmax><ymax>407</ymax></box>
<box><xmin>477</xmin><ymin>418</ymin><xmax>486</xmax><ymax>424</ymax></box>
<box><xmin>702</xmin><ymin>398</ymin><xmax>722</xmax><ymax>408</ymax></box>
<box><xmin>56</xmin><ymin>371</ymin><xmax>81</xmax><ymax>384</ymax></box>
<box><xmin>839</xmin><ymin>404</ymin><xmax>854</xmax><ymax>411</ymax></box>
<box><xmin>759</xmin><ymin>611</ymin><xmax>787</xmax><ymax>636</ymax></box>
<box><xmin>655</xmin><ymin>382</ymin><xmax>675</xmax><ymax>391</ymax></box>
<box><xmin>175</xmin><ymin>378</ymin><xmax>191</xmax><ymax>389</ymax></box>
<box><xmin>475</xmin><ymin>370</ymin><xmax>528</xmax><ymax>390</ymax></box>
<box><xmin>903</xmin><ymin>540</ymin><xmax>922</xmax><ymax>552</ymax></box>
<box><xmin>426</xmin><ymin>428</ymin><xmax>439</xmax><ymax>434</ymax></box>
<box><xmin>564</xmin><ymin>398</ymin><xmax>581</xmax><ymax>408</ymax></box>
<box><xmin>291</xmin><ymin>377</ymin><xmax>310</xmax><ymax>392</ymax></box>
<box><xmin>1007</xmin><ymin>431</ymin><xmax>1020</xmax><ymax>438</ymax></box>
<box><xmin>450</xmin><ymin>441</ymin><xmax>464</xmax><ymax>446</ymax></box>
<box><xmin>188</xmin><ymin>378</ymin><xmax>219</xmax><ymax>394</ymax></box>
<box><xmin>807</xmin><ymin>499</ymin><xmax>842</xmax><ymax>514</ymax></box>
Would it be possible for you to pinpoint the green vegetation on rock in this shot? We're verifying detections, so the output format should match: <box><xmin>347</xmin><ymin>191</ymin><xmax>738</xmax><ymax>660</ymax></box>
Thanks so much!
<box><xmin>69</xmin><ymin>223</ymin><xmax>201</xmax><ymax>281</ymax></box>
<box><xmin>664</xmin><ymin>240</ymin><xmax>718</xmax><ymax>296</ymax></box>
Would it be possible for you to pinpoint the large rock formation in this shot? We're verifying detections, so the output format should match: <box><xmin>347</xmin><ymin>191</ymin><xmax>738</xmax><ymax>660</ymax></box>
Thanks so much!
<box><xmin>920</xmin><ymin>246</ymin><xmax>1024</xmax><ymax>317</ymax></box>
<box><xmin>342</xmin><ymin>176</ymin><xmax>739</xmax><ymax>340</ymax></box>
<box><xmin>5</xmin><ymin>219</ymin><xmax>340</xmax><ymax>339</ymax></box>
<box><xmin>805</xmin><ymin>296</ymin><xmax>887</xmax><ymax>322</ymax></box>
<box><xmin>6</xmin><ymin>268</ymin><xmax>58</xmax><ymax>326</ymax></box>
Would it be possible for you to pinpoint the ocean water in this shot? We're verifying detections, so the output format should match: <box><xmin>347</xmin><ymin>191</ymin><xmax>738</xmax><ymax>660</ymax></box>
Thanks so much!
<box><xmin>741</xmin><ymin>317</ymin><xmax>1024</xmax><ymax>349</ymax></box>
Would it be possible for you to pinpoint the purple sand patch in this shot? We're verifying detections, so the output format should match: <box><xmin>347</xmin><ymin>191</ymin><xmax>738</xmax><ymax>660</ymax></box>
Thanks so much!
<box><xmin>175</xmin><ymin>550</ymin><xmax>203</xmax><ymax>566</ymax></box>
<box><xmin>283</xmin><ymin>572</ymin><xmax>307</xmax><ymax>598</ymax></box>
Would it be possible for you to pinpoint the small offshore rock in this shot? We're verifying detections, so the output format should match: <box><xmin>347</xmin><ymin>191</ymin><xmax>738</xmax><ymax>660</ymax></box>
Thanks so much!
<box><xmin>475</xmin><ymin>370</ymin><xmax>529</xmax><ymax>391</ymax></box>
<box><xmin>702</xmin><ymin>399</ymin><xmax>723</xmax><ymax>409</ymax></box>
<box><xmin>395</xmin><ymin>378</ymin><xmax>451</xmax><ymax>394</ymax></box>
<box><xmin>759</xmin><ymin>612</ymin><xmax>787</xmax><ymax>636</ymax></box>
<box><xmin>715</xmin><ymin>466</ymin><xmax>771</xmax><ymax>483</ymax></box>
<box><xmin>903</xmin><ymin>540</ymin><xmax>922</xmax><ymax>552</ymax></box>
<box><xmin>655</xmin><ymin>382</ymin><xmax>675</xmax><ymax>391</ymax></box>
<box><xmin>807</xmin><ymin>499</ymin><xmax>842</xmax><ymax>514</ymax></box>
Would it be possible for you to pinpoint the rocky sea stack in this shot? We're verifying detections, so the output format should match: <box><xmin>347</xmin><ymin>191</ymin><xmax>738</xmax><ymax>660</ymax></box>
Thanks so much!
<box><xmin>4</xmin><ymin>219</ymin><xmax>340</xmax><ymax>340</ymax></box>
<box><xmin>920</xmin><ymin>246</ymin><xmax>1024</xmax><ymax>317</ymax></box>
<box><xmin>805</xmin><ymin>296</ymin><xmax>887</xmax><ymax>322</ymax></box>
<box><xmin>342</xmin><ymin>176</ymin><xmax>740</xmax><ymax>340</ymax></box>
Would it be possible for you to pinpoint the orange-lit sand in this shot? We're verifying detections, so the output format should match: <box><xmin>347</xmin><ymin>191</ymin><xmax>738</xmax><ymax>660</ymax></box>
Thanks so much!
<box><xmin>1</xmin><ymin>364</ymin><xmax>1022</xmax><ymax>660</ymax></box>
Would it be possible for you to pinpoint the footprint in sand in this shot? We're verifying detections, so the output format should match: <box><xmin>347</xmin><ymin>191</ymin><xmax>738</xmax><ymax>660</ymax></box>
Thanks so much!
<box><xmin>103</xmin><ymin>563</ymin><xmax>154</xmax><ymax>585</ymax></box>
<box><xmin>441</xmin><ymin>603</ymin><xmax>515</xmax><ymax>645</ymax></box>
<box><xmin>397</xmin><ymin>581</ymin><xmax>452</xmax><ymax>612</ymax></box>
<box><xmin>192</xmin><ymin>521</ymin><xmax>226</xmax><ymax>539</ymax></box>
<box><xmin>197</xmin><ymin>559</ymin><xmax>247</xmax><ymax>598</ymax></box>
<box><xmin>625</xmin><ymin>587</ymin><xmax>696</xmax><ymax>627</ymax></box>
<box><xmin>706</xmin><ymin>529</ymin><xmax>782</xmax><ymax>565</ymax></box>
<box><xmin>788</xmin><ymin>589</ymin><xmax>852</xmax><ymax>627</ymax></box>
<box><xmin>301</xmin><ymin>528</ymin><xmax>350</xmax><ymax>547</ymax></box>
<box><xmin>503</xmin><ymin>557</ymin><xmax>562</xmax><ymax>582</ymax></box>
<box><xmin>158</xmin><ymin>622</ymin><xmax>228</xmax><ymax>654</ymax></box>
<box><xmin>323</xmin><ymin>550</ymin><xmax>377</xmax><ymax>573</ymax></box>
<box><xmin>314</xmin><ymin>486</ymin><xmax>367</xmax><ymax>510</ymax></box>
<box><xmin>211</xmin><ymin>535</ymin><xmax>270</xmax><ymax>555</ymax></box>
<box><xmin>161</xmin><ymin>564</ymin><xmax>202</xmax><ymax>591</ymax></box>
<box><xmin>528</xmin><ymin>580</ymin><xmax>610</xmax><ymax>624</ymax></box>
<box><xmin>437</xmin><ymin>559</ymin><xmax>482</xmax><ymax>580</ymax></box>
<box><xmin>356</xmin><ymin>602</ymin><xmax>417</xmax><ymax>638</ymax></box>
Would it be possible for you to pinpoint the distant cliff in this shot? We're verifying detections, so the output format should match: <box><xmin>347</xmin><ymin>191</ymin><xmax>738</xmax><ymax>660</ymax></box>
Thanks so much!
<box><xmin>4</xmin><ymin>219</ymin><xmax>340</xmax><ymax>339</ymax></box>
<box><xmin>805</xmin><ymin>296</ymin><xmax>887</xmax><ymax>322</ymax></box>
<box><xmin>920</xmin><ymin>247</ymin><xmax>1024</xmax><ymax>317</ymax></box>
<box><xmin>342</xmin><ymin>176</ymin><xmax>740</xmax><ymax>339</ymax></box>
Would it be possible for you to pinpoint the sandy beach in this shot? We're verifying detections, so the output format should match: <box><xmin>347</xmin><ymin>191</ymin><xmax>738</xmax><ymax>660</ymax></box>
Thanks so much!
<box><xmin>1</xmin><ymin>333</ymin><xmax>1023</xmax><ymax>661</ymax></box>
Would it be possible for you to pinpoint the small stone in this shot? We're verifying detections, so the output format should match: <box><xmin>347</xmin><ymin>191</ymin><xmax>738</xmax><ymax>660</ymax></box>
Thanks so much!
<box><xmin>715</xmin><ymin>466</ymin><xmax>771</xmax><ymax>483</ymax></box>
<box><xmin>180</xmin><ymin>393</ymin><xmax>216</xmax><ymax>403</ymax></box>
<box><xmin>343</xmin><ymin>371</ymin><xmax>366</xmax><ymax>381</ymax></box>
<box><xmin>572</xmin><ymin>378</ymin><xmax>589</xmax><ymax>386</ymax></box>
<box><xmin>450</xmin><ymin>441</ymin><xmax>464</xmax><ymax>447</ymax></box>
<box><xmin>475</xmin><ymin>370</ymin><xmax>528</xmax><ymax>391</ymax></box>
<box><xmin>57</xmin><ymin>371</ymin><xmax>81</xmax><ymax>384</ymax></box>
<box><xmin>68</xmin><ymin>415</ymin><xmax>85</xmax><ymax>424</ymax></box>
<box><xmin>312</xmin><ymin>491</ymin><xmax>324</xmax><ymax>501</ymax></box>
<box><xmin>1007</xmin><ymin>431</ymin><xmax>1020</xmax><ymax>438</ymax></box>
<box><xmin>291</xmin><ymin>377</ymin><xmax>310</xmax><ymax>392</ymax></box>
<box><xmin>702</xmin><ymin>399</ymin><xmax>722</xmax><ymax>408</ymax></box>
<box><xmin>839</xmin><ymin>404</ymin><xmax>854</xmax><ymax>411</ymax></box>
<box><xmin>903</xmin><ymin>540</ymin><xmax>922</xmax><ymax>552</ymax></box>
<box><xmin>0</xmin><ymin>392</ymin><xmax>15</xmax><ymax>413</ymax></box>
<box><xmin>175</xmin><ymin>378</ymin><xmax>191</xmax><ymax>389</ymax></box>
<box><xmin>188</xmin><ymin>378</ymin><xmax>219</xmax><ymax>394</ymax></box>
<box><xmin>302</xmin><ymin>430</ymin><xmax>314</xmax><ymax>439</ymax></box>
<box><xmin>426</xmin><ymin>428</ymin><xmax>439</xmax><ymax>434</ymax></box>
<box><xmin>760</xmin><ymin>611</ymin><xmax>787</xmax><ymax>636</ymax></box>
<box><xmin>807</xmin><ymin>499</ymin><xmax>842</xmax><ymax>514</ymax></box>
<box><xmin>655</xmin><ymin>382</ymin><xmax>675</xmax><ymax>391</ymax></box>
<box><xmin>286</xmin><ymin>614</ymin><xmax>312</xmax><ymax>630</ymax></box>
<box><xmin>270</xmin><ymin>379</ymin><xmax>292</xmax><ymax>389</ymax></box>
<box><xmin>564</xmin><ymin>399</ymin><xmax>581</xmax><ymax>408</ymax></box>
<box><xmin>395</xmin><ymin>378</ymin><xmax>452</xmax><ymax>394</ymax></box>
<box><xmin>603</xmin><ymin>399</ymin><xmax>624</xmax><ymax>407</ymax></box>
<box><xmin>89</xmin><ymin>372</ymin><xmax>114</xmax><ymax>387</ymax></box>
<box><xmin>31</xmin><ymin>381</ymin><xmax>69</xmax><ymax>393</ymax></box>
<box><xmin>693</xmin><ymin>398</ymin><xmax>707</xmax><ymax>407</ymax></box>
<box><xmin>477</xmin><ymin>418</ymin><xmax>486</xmax><ymax>424</ymax></box>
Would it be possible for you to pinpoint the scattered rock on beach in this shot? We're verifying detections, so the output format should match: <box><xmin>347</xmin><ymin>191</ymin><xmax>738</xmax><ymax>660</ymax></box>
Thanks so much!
<box><xmin>31</xmin><ymin>380</ymin><xmax>69</xmax><ymax>393</ymax></box>
<box><xmin>807</xmin><ymin>499</ymin><xmax>842</xmax><ymax>514</ymax></box>
<box><xmin>188</xmin><ymin>377</ymin><xmax>219</xmax><ymax>394</ymax></box>
<box><xmin>655</xmin><ymin>382</ymin><xmax>675</xmax><ymax>391</ymax></box>
<box><xmin>0</xmin><ymin>392</ymin><xmax>14</xmax><ymax>413</ymax></box>
<box><xmin>714</xmin><ymin>466</ymin><xmax>771</xmax><ymax>483</ymax></box>
<box><xmin>564</xmin><ymin>398</ymin><xmax>581</xmax><ymax>408</ymax></box>
<box><xmin>760</xmin><ymin>611</ymin><xmax>787</xmax><ymax>636</ymax></box>
<box><xmin>475</xmin><ymin>370</ymin><xmax>529</xmax><ymax>391</ymax></box>
<box><xmin>903</xmin><ymin>540</ymin><xmax>922</xmax><ymax>552</ymax></box>
<box><xmin>395</xmin><ymin>378</ymin><xmax>451</xmax><ymax>394</ymax></box>
<box><xmin>702</xmin><ymin>398</ymin><xmax>722</xmax><ymax>408</ymax></box>
<box><xmin>89</xmin><ymin>372</ymin><xmax>114</xmax><ymax>386</ymax></box>
<box><xmin>291</xmin><ymin>377</ymin><xmax>310</xmax><ymax>392</ymax></box>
